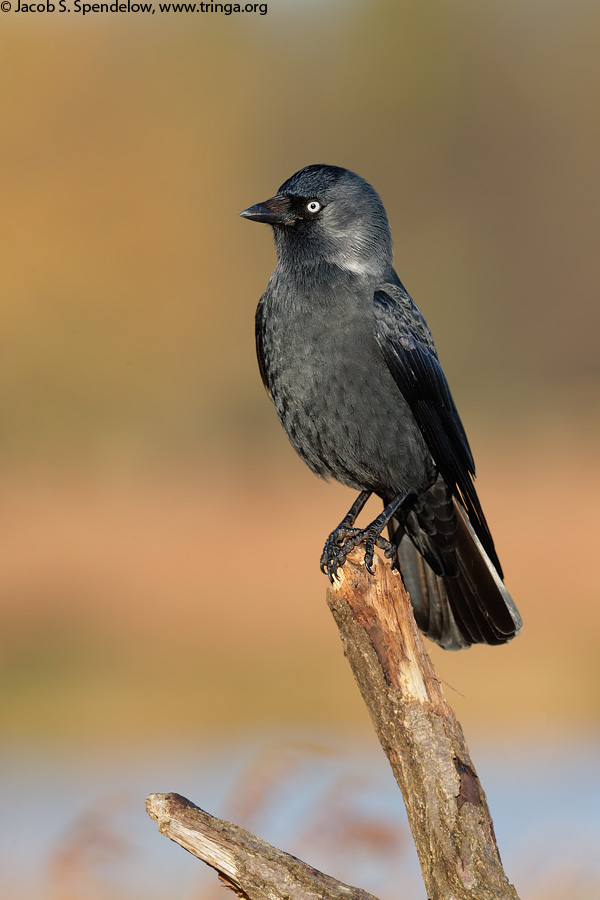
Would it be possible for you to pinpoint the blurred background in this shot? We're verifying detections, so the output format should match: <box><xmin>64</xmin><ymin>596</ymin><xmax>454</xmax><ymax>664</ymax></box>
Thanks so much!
<box><xmin>1</xmin><ymin>1</ymin><xmax>599</xmax><ymax>898</ymax></box>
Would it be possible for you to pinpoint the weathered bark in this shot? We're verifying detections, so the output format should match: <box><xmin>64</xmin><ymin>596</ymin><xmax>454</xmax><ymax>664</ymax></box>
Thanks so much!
<box><xmin>327</xmin><ymin>549</ymin><xmax>520</xmax><ymax>900</ymax></box>
<box><xmin>146</xmin><ymin>547</ymin><xmax>521</xmax><ymax>900</ymax></box>
<box><xmin>145</xmin><ymin>791</ymin><xmax>380</xmax><ymax>900</ymax></box>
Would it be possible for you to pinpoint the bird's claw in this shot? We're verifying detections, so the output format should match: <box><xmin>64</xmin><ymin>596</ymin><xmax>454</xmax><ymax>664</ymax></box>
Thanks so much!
<box><xmin>320</xmin><ymin>526</ymin><xmax>362</xmax><ymax>582</ymax></box>
<box><xmin>321</xmin><ymin>526</ymin><xmax>397</xmax><ymax>581</ymax></box>
<box><xmin>383</xmin><ymin>541</ymin><xmax>399</xmax><ymax>569</ymax></box>
<box><xmin>363</xmin><ymin>532</ymin><xmax>397</xmax><ymax>574</ymax></box>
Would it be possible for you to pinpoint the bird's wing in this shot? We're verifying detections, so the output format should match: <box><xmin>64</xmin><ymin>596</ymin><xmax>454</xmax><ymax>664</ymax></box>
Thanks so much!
<box><xmin>373</xmin><ymin>284</ymin><xmax>502</xmax><ymax>575</ymax></box>
<box><xmin>255</xmin><ymin>296</ymin><xmax>271</xmax><ymax>396</ymax></box>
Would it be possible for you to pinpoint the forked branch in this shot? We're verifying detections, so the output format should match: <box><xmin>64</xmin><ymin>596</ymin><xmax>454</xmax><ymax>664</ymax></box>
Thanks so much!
<box><xmin>146</xmin><ymin>548</ymin><xmax>520</xmax><ymax>900</ymax></box>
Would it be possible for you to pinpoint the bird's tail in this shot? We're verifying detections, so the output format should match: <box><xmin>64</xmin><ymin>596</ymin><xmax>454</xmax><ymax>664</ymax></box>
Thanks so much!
<box><xmin>393</xmin><ymin>499</ymin><xmax>522</xmax><ymax>650</ymax></box>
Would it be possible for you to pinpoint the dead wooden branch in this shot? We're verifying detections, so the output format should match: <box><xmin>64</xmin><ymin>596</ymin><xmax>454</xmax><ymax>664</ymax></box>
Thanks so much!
<box><xmin>146</xmin><ymin>546</ymin><xmax>521</xmax><ymax>900</ymax></box>
<box><xmin>327</xmin><ymin>548</ymin><xmax>520</xmax><ymax>900</ymax></box>
<box><xmin>145</xmin><ymin>791</ymin><xmax>381</xmax><ymax>900</ymax></box>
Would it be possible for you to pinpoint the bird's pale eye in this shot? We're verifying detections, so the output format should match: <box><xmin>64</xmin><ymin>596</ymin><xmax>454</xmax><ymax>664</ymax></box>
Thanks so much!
<box><xmin>306</xmin><ymin>200</ymin><xmax>321</xmax><ymax>214</ymax></box>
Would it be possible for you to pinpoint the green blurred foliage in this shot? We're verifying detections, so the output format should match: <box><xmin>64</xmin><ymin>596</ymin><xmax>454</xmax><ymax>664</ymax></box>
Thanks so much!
<box><xmin>0</xmin><ymin>0</ymin><xmax>598</xmax><ymax>460</ymax></box>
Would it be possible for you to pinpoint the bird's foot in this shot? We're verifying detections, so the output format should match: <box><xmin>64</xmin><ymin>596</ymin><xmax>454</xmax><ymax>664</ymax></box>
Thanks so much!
<box><xmin>320</xmin><ymin>526</ymin><xmax>361</xmax><ymax>581</ymax></box>
<box><xmin>320</xmin><ymin>525</ymin><xmax>397</xmax><ymax>582</ymax></box>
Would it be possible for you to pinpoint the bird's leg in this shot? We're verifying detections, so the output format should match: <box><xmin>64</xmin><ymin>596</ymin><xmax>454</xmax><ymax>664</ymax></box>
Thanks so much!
<box><xmin>320</xmin><ymin>490</ymin><xmax>372</xmax><ymax>577</ymax></box>
<box><xmin>322</xmin><ymin>491</ymin><xmax>412</xmax><ymax>581</ymax></box>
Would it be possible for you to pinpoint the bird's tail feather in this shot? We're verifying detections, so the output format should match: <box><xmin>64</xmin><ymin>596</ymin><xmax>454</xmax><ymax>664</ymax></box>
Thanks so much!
<box><xmin>393</xmin><ymin>499</ymin><xmax>522</xmax><ymax>650</ymax></box>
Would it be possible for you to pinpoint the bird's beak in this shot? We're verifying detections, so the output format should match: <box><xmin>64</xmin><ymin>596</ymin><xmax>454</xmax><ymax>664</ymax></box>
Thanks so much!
<box><xmin>239</xmin><ymin>195</ymin><xmax>294</xmax><ymax>225</ymax></box>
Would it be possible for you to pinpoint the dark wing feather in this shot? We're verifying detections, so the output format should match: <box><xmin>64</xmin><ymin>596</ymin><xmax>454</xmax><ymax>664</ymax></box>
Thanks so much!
<box><xmin>255</xmin><ymin>296</ymin><xmax>271</xmax><ymax>396</ymax></box>
<box><xmin>373</xmin><ymin>284</ymin><xmax>502</xmax><ymax>576</ymax></box>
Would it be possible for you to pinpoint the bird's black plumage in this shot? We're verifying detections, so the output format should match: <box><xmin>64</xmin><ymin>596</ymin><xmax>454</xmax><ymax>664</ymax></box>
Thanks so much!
<box><xmin>241</xmin><ymin>164</ymin><xmax>522</xmax><ymax>649</ymax></box>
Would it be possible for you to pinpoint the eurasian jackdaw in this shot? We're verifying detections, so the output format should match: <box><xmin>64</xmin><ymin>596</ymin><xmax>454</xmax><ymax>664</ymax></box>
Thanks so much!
<box><xmin>240</xmin><ymin>164</ymin><xmax>522</xmax><ymax>650</ymax></box>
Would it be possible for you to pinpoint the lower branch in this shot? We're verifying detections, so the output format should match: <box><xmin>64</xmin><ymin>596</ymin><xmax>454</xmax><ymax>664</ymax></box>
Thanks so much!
<box><xmin>145</xmin><ymin>792</ymin><xmax>381</xmax><ymax>900</ymax></box>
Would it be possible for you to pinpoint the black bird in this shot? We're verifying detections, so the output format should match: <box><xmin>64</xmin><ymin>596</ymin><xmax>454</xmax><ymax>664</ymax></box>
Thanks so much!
<box><xmin>240</xmin><ymin>164</ymin><xmax>522</xmax><ymax>650</ymax></box>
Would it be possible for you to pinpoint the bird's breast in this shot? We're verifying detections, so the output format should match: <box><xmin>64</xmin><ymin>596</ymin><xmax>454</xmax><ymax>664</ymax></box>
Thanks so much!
<box><xmin>258</xmin><ymin>284</ymin><xmax>434</xmax><ymax>495</ymax></box>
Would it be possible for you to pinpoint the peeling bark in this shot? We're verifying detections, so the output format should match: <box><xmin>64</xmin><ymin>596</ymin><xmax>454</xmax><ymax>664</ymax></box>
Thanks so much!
<box><xmin>145</xmin><ymin>792</ymin><xmax>381</xmax><ymax>900</ymax></box>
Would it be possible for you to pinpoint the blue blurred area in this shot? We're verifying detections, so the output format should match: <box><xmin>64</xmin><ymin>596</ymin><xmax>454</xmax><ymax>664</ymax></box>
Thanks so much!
<box><xmin>3</xmin><ymin>734</ymin><xmax>600</xmax><ymax>900</ymax></box>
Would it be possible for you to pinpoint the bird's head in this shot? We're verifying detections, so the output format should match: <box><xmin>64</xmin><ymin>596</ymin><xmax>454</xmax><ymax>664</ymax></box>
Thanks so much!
<box><xmin>240</xmin><ymin>164</ymin><xmax>393</xmax><ymax>279</ymax></box>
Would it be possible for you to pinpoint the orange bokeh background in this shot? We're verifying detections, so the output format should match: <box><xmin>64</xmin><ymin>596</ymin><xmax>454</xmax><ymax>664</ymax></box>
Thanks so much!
<box><xmin>1</xmin><ymin>3</ymin><xmax>599</xmax><ymax>897</ymax></box>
